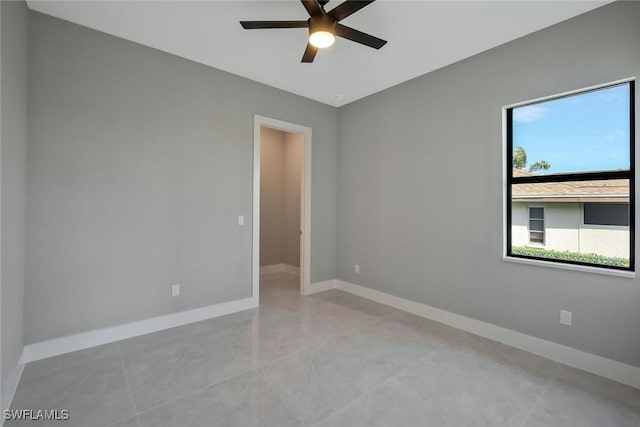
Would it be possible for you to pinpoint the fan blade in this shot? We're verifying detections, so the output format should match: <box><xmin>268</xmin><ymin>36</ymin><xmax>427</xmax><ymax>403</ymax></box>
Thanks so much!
<box><xmin>335</xmin><ymin>23</ymin><xmax>386</xmax><ymax>49</ymax></box>
<box><xmin>301</xmin><ymin>0</ymin><xmax>323</xmax><ymax>17</ymax></box>
<box><xmin>301</xmin><ymin>43</ymin><xmax>318</xmax><ymax>63</ymax></box>
<box><xmin>240</xmin><ymin>21</ymin><xmax>308</xmax><ymax>29</ymax></box>
<box><xmin>328</xmin><ymin>0</ymin><xmax>375</xmax><ymax>21</ymax></box>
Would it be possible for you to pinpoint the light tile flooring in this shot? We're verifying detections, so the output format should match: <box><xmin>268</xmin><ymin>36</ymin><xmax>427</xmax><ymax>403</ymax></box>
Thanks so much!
<box><xmin>9</xmin><ymin>272</ymin><xmax>640</xmax><ymax>426</ymax></box>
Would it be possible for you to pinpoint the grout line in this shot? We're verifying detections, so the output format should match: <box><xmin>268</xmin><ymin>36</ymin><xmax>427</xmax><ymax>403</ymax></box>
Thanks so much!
<box><xmin>126</xmin><ymin>294</ymin><xmax>364</xmax><ymax>417</ymax></box>
<box><xmin>517</xmin><ymin>363</ymin><xmax>562</xmax><ymax>427</ymax></box>
<box><xmin>115</xmin><ymin>302</ymin><xmax>299</xmax><ymax>359</ymax></box>
<box><xmin>105</xmin><ymin>414</ymin><xmax>141</xmax><ymax>427</ymax></box>
<box><xmin>132</xmin><ymin>333</ymin><xmax>334</xmax><ymax>417</ymax></box>
<box><xmin>129</xmin><ymin>285</ymin><xmax>447</xmax><ymax>422</ymax></box>
<box><xmin>307</xmin><ymin>346</ymin><xmax>316</xmax><ymax>423</ymax></box>
<box><xmin>310</xmin><ymin>332</ymin><xmax>457</xmax><ymax>426</ymax></box>
<box><xmin>133</xmin><ymin>371</ymin><xmax>252</xmax><ymax>417</ymax></box>
<box><xmin>121</xmin><ymin>358</ymin><xmax>140</xmax><ymax>417</ymax></box>
<box><xmin>130</xmin><ymin>302</ymin><xmax>382</xmax><ymax>420</ymax></box>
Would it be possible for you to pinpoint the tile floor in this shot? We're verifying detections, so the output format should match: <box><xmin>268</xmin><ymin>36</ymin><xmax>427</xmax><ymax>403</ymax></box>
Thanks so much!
<box><xmin>8</xmin><ymin>271</ymin><xmax>640</xmax><ymax>426</ymax></box>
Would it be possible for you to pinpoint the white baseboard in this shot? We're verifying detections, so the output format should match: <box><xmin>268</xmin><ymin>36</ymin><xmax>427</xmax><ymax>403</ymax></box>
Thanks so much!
<box><xmin>260</xmin><ymin>264</ymin><xmax>284</xmax><ymax>274</ymax></box>
<box><xmin>336</xmin><ymin>280</ymin><xmax>640</xmax><ymax>390</ymax></box>
<box><xmin>306</xmin><ymin>279</ymin><xmax>337</xmax><ymax>295</ymax></box>
<box><xmin>1</xmin><ymin>354</ymin><xmax>25</xmax><ymax>422</ymax></box>
<box><xmin>260</xmin><ymin>264</ymin><xmax>300</xmax><ymax>275</ymax></box>
<box><xmin>283</xmin><ymin>264</ymin><xmax>300</xmax><ymax>275</ymax></box>
<box><xmin>21</xmin><ymin>297</ymin><xmax>258</xmax><ymax>364</ymax></box>
<box><xmin>16</xmin><ymin>277</ymin><xmax>639</xmax><ymax>393</ymax></box>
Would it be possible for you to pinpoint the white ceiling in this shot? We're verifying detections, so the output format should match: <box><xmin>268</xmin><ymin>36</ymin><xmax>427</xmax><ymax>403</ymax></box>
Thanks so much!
<box><xmin>27</xmin><ymin>0</ymin><xmax>611</xmax><ymax>107</ymax></box>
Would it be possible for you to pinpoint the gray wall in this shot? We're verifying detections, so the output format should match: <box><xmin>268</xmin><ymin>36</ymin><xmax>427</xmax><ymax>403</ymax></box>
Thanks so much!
<box><xmin>337</xmin><ymin>1</ymin><xmax>640</xmax><ymax>367</ymax></box>
<box><xmin>283</xmin><ymin>132</ymin><xmax>303</xmax><ymax>268</ymax></box>
<box><xmin>260</xmin><ymin>127</ymin><xmax>285</xmax><ymax>266</ymax></box>
<box><xmin>259</xmin><ymin>128</ymin><xmax>302</xmax><ymax>268</ymax></box>
<box><xmin>1</xmin><ymin>0</ymin><xmax>28</xmax><ymax>400</ymax></box>
<box><xmin>26</xmin><ymin>11</ymin><xmax>337</xmax><ymax>344</ymax></box>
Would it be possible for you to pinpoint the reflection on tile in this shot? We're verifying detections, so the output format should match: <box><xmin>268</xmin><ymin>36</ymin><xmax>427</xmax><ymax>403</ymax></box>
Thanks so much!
<box><xmin>260</xmin><ymin>288</ymin><xmax>325</xmax><ymax>314</ymax></box>
<box><xmin>260</xmin><ymin>340</ymin><xmax>366</xmax><ymax>424</ymax></box>
<box><xmin>190</xmin><ymin>305</ymin><xmax>295</xmax><ymax>336</ymax></box>
<box><xmin>446</xmin><ymin>333</ymin><xmax>560</xmax><ymax>388</ymax></box>
<box><xmin>9</xmin><ymin>272</ymin><xmax>640</xmax><ymax>427</ymax></box>
<box><xmin>310</xmin><ymin>290</ymin><xmax>403</xmax><ymax>319</ymax></box>
<box><xmin>137</xmin><ymin>372</ymin><xmax>302</xmax><ymax>427</ymax></box>
<box><xmin>550</xmin><ymin>363</ymin><xmax>640</xmax><ymax>412</ymax></box>
<box><xmin>316</xmin><ymin>332</ymin><xmax>554</xmax><ymax>427</ymax></box>
<box><xmin>291</xmin><ymin>302</ymin><xmax>380</xmax><ymax>337</ymax></box>
<box><xmin>397</xmin><ymin>349</ymin><xmax>538</xmax><ymax>427</ymax></box>
<box><xmin>117</xmin><ymin>324</ymin><xmax>194</xmax><ymax>357</ymax></box>
<box><xmin>260</xmin><ymin>271</ymin><xmax>300</xmax><ymax>293</ymax></box>
<box><xmin>245</xmin><ymin>311</ymin><xmax>329</xmax><ymax>366</ymax></box>
<box><xmin>386</xmin><ymin>311</ymin><xmax>461</xmax><ymax>341</ymax></box>
<box><xmin>316</xmin><ymin>377</ymin><xmax>458</xmax><ymax>427</ymax></box>
<box><xmin>19</xmin><ymin>342</ymin><xmax>122</xmax><ymax>385</ymax></box>
<box><xmin>525</xmin><ymin>381</ymin><xmax>640</xmax><ymax>427</ymax></box>
<box><xmin>313</xmin><ymin>394</ymin><xmax>370</xmax><ymax>427</ymax></box>
<box><xmin>524</xmin><ymin>364</ymin><xmax>640</xmax><ymax>427</ymax></box>
<box><xmin>261</xmin><ymin>309</ymin><xmax>458</xmax><ymax>425</ymax></box>
<box><xmin>8</xmin><ymin>360</ymin><xmax>135</xmax><ymax>427</ymax></box>
<box><xmin>109</xmin><ymin>417</ymin><xmax>140</xmax><ymax>427</ymax></box>
<box><xmin>123</xmin><ymin>327</ymin><xmax>254</xmax><ymax>412</ymax></box>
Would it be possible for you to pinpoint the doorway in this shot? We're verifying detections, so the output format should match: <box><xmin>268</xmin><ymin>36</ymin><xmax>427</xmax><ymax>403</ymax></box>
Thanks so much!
<box><xmin>252</xmin><ymin>115</ymin><xmax>311</xmax><ymax>300</ymax></box>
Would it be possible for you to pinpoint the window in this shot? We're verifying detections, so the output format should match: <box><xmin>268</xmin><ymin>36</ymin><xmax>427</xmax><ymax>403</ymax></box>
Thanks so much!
<box><xmin>584</xmin><ymin>203</ymin><xmax>629</xmax><ymax>227</ymax></box>
<box><xmin>528</xmin><ymin>207</ymin><xmax>545</xmax><ymax>244</ymax></box>
<box><xmin>506</xmin><ymin>80</ymin><xmax>635</xmax><ymax>271</ymax></box>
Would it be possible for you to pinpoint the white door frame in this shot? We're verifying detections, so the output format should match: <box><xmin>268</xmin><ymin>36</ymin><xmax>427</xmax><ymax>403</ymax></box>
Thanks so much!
<box><xmin>253</xmin><ymin>115</ymin><xmax>312</xmax><ymax>298</ymax></box>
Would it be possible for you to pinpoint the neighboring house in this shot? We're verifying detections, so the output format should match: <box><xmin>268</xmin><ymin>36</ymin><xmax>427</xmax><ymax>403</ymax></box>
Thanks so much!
<box><xmin>511</xmin><ymin>169</ymin><xmax>629</xmax><ymax>259</ymax></box>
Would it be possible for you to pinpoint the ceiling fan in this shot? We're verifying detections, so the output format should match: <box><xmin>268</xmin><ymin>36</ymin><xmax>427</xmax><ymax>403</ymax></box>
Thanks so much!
<box><xmin>240</xmin><ymin>0</ymin><xmax>387</xmax><ymax>63</ymax></box>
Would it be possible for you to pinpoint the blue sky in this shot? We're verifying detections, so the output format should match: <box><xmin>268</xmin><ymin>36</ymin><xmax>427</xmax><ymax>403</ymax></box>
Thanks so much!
<box><xmin>512</xmin><ymin>83</ymin><xmax>631</xmax><ymax>175</ymax></box>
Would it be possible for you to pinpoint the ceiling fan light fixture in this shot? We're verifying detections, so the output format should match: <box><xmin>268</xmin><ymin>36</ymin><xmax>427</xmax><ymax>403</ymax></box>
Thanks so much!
<box><xmin>309</xmin><ymin>30</ymin><xmax>335</xmax><ymax>48</ymax></box>
<box><xmin>308</xmin><ymin>14</ymin><xmax>336</xmax><ymax>48</ymax></box>
<box><xmin>239</xmin><ymin>0</ymin><xmax>387</xmax><ymax>63</ymax></box>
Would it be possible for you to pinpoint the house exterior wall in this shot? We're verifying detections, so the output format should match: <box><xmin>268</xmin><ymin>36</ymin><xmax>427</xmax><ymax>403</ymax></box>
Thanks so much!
<box><xmin>512</xmin><ymin>202</ymin><xmax>629</xmax><ymax>258</ymax></box>
<box><xmin>579</xmin><ymin>224</ymin><xmax>629</xmax><ymax>259</ymax></box>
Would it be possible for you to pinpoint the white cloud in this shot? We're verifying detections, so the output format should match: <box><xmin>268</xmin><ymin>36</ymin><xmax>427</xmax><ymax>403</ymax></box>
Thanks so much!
<box><xmin>606</xmin><ymin>130</ymin><xmax>626</xmax><ymax>141</ymax></box>
<box><xmin>513</xmin><ymin>105</ymin><xmax>547</xmax><ymax>123</ymax></box>
<box><xmin>596</xmin><ymin>91</ymin><xmax>623</xmax><ymax>103</ymax></box>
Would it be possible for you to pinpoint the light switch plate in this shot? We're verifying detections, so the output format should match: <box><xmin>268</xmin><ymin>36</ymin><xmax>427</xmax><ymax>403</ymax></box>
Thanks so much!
<box><xmin>172</xmin><ymin>284</ymin><xmax>180</xmax><ymax>297</ymax></box>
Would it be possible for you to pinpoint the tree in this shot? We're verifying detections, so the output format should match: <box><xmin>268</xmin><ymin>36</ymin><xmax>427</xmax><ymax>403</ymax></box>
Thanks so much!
<box><xmin>512</xmin><ymin>146</ymin><xmax>551</xmax><ymax>173</ymax></box>
<box><xmin>528</xmin><ymin>160</ymin><xmax>551</xmax><ymax>173</ymax></box>
<box><xmin>513</xmin><ymin>146</ymin><xmax>527</xmax><ymax>169</ymax></box>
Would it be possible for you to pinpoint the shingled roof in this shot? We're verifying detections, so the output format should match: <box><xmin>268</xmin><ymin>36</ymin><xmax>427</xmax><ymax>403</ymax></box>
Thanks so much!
<box><xmin>512</xmin><ymin>169</ymin><xmax>629</xmax><ymax>203</ymax></box>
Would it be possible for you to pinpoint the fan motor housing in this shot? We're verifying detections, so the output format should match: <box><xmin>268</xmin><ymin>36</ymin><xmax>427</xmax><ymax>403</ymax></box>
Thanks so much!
<box><xmin>308</xmin><ymin>14</ymin><xmax>336</xmax><ymax>36</ymax></box>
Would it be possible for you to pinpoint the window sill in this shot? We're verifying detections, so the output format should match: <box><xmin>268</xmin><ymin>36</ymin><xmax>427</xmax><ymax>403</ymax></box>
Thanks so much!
<box><xmin>503</xmin><ymin>256</ymin><xmax>636</xmax><ymax>279</ymax></box>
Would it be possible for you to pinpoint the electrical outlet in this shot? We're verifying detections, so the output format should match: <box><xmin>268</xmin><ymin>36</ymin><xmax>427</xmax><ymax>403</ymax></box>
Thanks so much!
<box><xmin>355</xmin><ymin>264</ymin><xmax>360</xmax><ymax>274</ymax></box>
<box><xmin>560</xmin><ymin>310</ymin><xmax>572</xmax><ymax>326</ymax></box>
<box><xmin>172</xmin><ymin>284</ymin><xmax>181</xmax><ymax>297</ymax></box>
<box><xmin>238</xmin><ymin>215</ymin><xmax>245</xmax><ymax>226</ymax></box>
